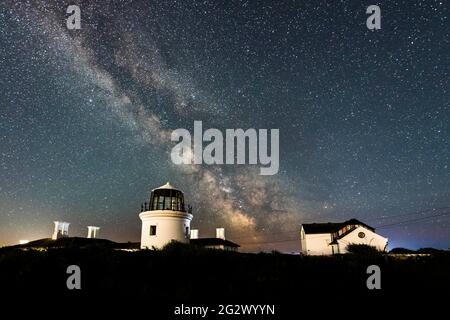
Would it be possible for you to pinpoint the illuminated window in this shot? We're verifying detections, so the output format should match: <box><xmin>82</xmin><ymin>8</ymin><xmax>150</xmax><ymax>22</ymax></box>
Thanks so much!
<box><xmin>164</xmin><ymin>196</ymin><xmax>171</xmax><ymax>210</ymax></box>
<box><xmin>157</xmin><ymin>196</ymin><xmax>164</xmax><ymax>210</ymax></box>
<box><xmin>150</xmin><ymin>189</ymin><xmax>186</xmax><ymax>211</ymax></box>
<box><xmin>171</xmin><ymin>198</ymin><xmax>177</xmax><ymax>210</ymax></box>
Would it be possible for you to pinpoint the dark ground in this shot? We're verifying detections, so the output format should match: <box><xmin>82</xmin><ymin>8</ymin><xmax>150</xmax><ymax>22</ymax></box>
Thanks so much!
<box><xmin>1</xmin><ymin>238</ymin><xmax>448</xmax><ymax>317</ymax></box>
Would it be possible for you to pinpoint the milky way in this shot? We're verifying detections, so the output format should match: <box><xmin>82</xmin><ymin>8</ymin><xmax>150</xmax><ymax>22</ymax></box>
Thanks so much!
<box><xmin>0</xmin><ymin>0</ymin><xmax>449</xmax><ymax>251</ymax></box>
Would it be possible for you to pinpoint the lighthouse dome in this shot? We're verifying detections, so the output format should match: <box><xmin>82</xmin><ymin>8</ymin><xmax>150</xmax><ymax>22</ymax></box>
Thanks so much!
<box><xmin>152</xmin><ymin>181</ymin><xmax>178</xmax><ymax>191</ymax></box>
<box><xmin>149</xmin><ymin>182</ymin><xmax>185</xmax><ymax>212</ymax></box>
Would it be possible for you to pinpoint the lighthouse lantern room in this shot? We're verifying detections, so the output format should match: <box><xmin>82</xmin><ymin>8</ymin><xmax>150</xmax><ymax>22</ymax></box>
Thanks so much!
<box><xmin>139</xmin><ymin>182</ymin><xmax>193</xmax><ymax>249</ymax></box>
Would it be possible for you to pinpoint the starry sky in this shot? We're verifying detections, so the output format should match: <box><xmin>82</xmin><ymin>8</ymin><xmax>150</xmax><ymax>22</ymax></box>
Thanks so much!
<box><xmin>0</xmin><ymin>0</ymin><xmax>448</xmax><ymax>251</ymax></box>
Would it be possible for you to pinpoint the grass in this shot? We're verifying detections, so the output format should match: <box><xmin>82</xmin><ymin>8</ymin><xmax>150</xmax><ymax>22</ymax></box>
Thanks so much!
<box><xmin>1</xmin><ymin>239</ymin><xmax>449</xmax><ymax>303</ymax></box>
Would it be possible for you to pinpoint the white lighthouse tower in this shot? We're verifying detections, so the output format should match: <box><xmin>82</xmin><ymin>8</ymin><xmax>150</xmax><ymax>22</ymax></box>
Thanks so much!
<box><xmin>139</xmin><ymin>182</ymin><xmax>193</xmax><ymax>249</ymax></box>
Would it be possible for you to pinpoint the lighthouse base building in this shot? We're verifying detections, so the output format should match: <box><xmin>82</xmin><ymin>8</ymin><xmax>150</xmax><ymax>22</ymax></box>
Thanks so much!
<box><xmin>139</xmin><ymin>182</ymin><xmax>193</xmax><ymax>249</ymax></box>
<box><xmin>138</xmin><ymin>182</ymin><xmax>239</xmax><ymax>250</ymax></box>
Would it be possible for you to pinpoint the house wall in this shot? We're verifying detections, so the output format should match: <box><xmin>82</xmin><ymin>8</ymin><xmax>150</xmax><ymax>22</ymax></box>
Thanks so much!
<box><xmin>337</xmin><ymin>226</ymin><xmax>388</xmax><ymax>253</ymax></box>
<box><xmin>205</xmin><ymin>244</ymin><xmax>224</xmax><ymax>250</ymax></box>
<box><xmin>303</xmin><ymin>233</ymin><xmax>334</xmax><ymax>255</ymax></box>
<box><xmin>204</xmin><ymin>245</ymin><xmax>238</xmax><ymax>252</ymax></box>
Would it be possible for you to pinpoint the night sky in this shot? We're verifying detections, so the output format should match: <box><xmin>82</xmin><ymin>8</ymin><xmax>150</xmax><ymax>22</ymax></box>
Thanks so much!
<box><xmin>0</xmin><ymin>0</ymin><xmax>448</xmax><ymax>251</ymax></box>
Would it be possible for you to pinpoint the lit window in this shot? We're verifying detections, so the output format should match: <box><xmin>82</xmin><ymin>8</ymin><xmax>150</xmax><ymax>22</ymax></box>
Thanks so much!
<box><xmin>171</xmin><ymin>198</ymin><xmax>177</xmax><ymax>210</ymax></box>
<box><xmin>157</xmin><ymin>197</ymin><xmax>164</xmax><ymax>210</ymax></box>
<box><xmin>163</xmin><ymin>196</ymin><xmax>170</xmax><ymax>210</ymax></box>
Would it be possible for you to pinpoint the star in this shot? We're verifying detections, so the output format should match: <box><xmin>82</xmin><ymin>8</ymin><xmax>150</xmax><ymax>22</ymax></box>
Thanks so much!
<box><xmin>0</xmin><ymin>0</ymin><xmax>448</xmax><ymax>251</ymax></box>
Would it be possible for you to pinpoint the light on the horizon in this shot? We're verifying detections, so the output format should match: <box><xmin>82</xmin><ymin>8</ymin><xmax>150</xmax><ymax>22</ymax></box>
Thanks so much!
<box><xmin>19</xmin><ymin>240</ymin><xmax>30</xmax><ymax>245</ymax></box>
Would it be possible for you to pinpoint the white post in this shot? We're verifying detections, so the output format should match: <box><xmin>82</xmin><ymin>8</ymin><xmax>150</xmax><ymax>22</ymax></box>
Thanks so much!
<box><xmin>63</xmin><ymin>223</ymin><xmax>70</xmax><ymax>236</ymax></box>
<box><xmin>216</xmin><ymin>228</ymin><xmax>225</xmax><ymax>240</ymax></box>
<box><xmin>87</xmin><ymin>226</ymin><xmax>100</xmax><ymax>239</ymax></box>
<box><xmin>190</xmin><ymin>229</ymin><xmax>199</xmax><ymax>239</ymax></box>
<box><xmin>52</xmin><ymin>221</ymin><xmax>60</xmax><ymax>240</ymax></box>
<box><xmin>52</xmin><ymin>221</ymin><xmax>69</xmax><ymax>239</ymax></box>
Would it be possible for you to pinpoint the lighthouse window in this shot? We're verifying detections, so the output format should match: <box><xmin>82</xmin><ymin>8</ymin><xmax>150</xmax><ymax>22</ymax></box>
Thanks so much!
<box><xmin>151</xmin><ymin>194</ymin><xmax>158</xmax><ymax>210</ymax></box>
<box><xmin>163</xmin><ymin>196</ymin><xmax>169</xmax><ymax>209</ymax></box>
<box><xmin>149</xmin><ymin>189</ymin><xmax>185</xmax><ymax>211</ymax></box>
<box><xmin>171</xmin><ymin>198</ymin><xmax>177</xmax><ymax>210</ymax></box>
<box><xmin>150</xmin><ymin>225</ymin><xmax>157</xmax><ymax>236</ymax></box>
<box><xmin>157</xmin><ymin>196</ymin><xmax>164</xmax><ymax>210</ymax></box>
<box><xmin>177</xmin><ymin>197</ymin><xmax>181</xmax><ymax>211</ymax></box>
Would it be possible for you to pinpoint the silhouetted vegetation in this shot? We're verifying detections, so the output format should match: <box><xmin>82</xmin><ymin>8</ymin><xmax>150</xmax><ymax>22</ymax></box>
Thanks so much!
<box><xmin>389</xmin><ymin>247</ymin><xmax>416</xmax><ymax>254</ymax></box>
<box><xmin>390</xmin><ymin>247</ymin><xmax>448</xmax><ymax>255</ymax></box>
<box><xmin>0</xmin><ymin>239</ymin><xmax>449</xmax><ymax>308</ymax></box>
<box><xmin>416</xmin><ymin>247</ymin><xmax>444</xmax><ymax>254</ymax></box>
<box><xmin>9</xmin><ymin>237</ymin><xmax>120</xmax><ymax>249</ymax></box>
<box><xmin>346</xmin><ymin>244</ymin><xmax>383</xmax><ymax>256</ymax></box>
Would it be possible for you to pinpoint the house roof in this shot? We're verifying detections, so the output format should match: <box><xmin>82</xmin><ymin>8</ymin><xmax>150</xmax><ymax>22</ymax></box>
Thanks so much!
<box><xmin>329</xmin><ymin>226</ymin><xmax>371</xmax><ymax>244</ymax></box>
<box><xmin>191</xmin><ymin>238</ymin><xmax>240</xmax><ymax>248</ymax></box>
<box><xmin>302</xmin><ymin>219</ymin><xmax>375</xmax><ymax>234</ymax></box>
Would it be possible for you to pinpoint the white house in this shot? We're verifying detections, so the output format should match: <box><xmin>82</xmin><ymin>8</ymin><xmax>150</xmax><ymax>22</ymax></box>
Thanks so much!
<box><xmin>300</xmin><ymin>219</ymin><xmax>388</xmax><ymax>255</ymax></box>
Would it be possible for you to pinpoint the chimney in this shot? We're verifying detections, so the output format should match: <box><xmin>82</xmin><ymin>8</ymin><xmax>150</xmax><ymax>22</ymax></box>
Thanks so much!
<box><xmin>216</xmin><ymin>227</ymin><xmax>225</xmax><ymax>240</ymax></box>
<box><xmin>87</xmin><ymin>226</ymin><xmax>100</xmax><ymax>239</ymax></box>
<box><xmin>190</xmin><ymin>229</ymin><xmax>199</xmax><ymax>239</ymax></box>
<box><xmin>63</xmin><ymin>222</ymin><xmax>70</xmax><ymax>236</ymax></box>
<box><xmin>52</xmin><ymin>221</ymin><xmax>70</xmax><ymax>240</ymax></box>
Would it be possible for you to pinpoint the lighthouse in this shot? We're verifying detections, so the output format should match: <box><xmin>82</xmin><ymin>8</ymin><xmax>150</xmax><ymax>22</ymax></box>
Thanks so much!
<box><xmin>139</xmin><ymin>182</ymin><xmax>193</xmax><ymax>249</ymax></box>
